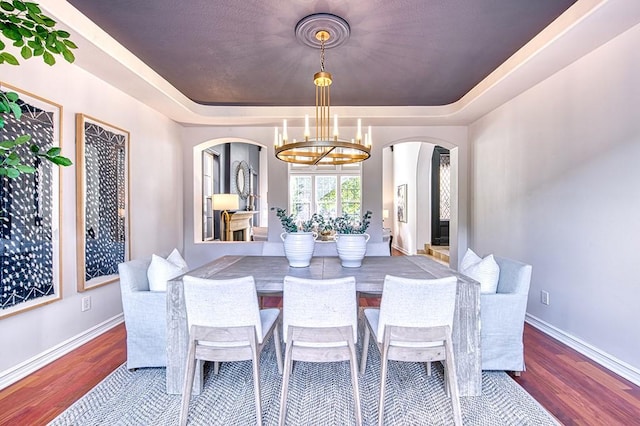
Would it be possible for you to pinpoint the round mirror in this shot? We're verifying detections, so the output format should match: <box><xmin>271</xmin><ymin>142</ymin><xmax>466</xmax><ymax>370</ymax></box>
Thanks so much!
<box><xmin>235</xmin><ymin>160</ymin><xmax>250</xmax><ymax>200</ymax></box>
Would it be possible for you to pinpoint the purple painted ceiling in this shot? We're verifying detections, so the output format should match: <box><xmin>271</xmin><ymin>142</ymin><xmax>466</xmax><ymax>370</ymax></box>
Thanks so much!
<box><xmin>67</xmin><ymin>0</ymin><xmax>577</xmax><ymax>107</ymax></box>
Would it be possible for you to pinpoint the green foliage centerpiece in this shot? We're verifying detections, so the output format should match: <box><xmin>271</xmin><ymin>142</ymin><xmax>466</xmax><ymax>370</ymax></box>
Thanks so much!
<box><xmin>273</xmin><ymin>207</ymin><xmax>317</xmax><ymax>268</ymax></box>
<box><xmin>334</xmin><ymin>210</ymin><xmax>372</xmax><ymax>268</ymax></box>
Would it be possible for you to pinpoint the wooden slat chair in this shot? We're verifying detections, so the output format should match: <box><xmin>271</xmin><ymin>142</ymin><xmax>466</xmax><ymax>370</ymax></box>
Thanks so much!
<box><xmin>360</xmin><ymin>274</ymin><xmax>463</xmax><ymax>426</ymax></box>
<box><xmin>279</xmin><ymin>276</ymin><xmax>362</xmax><ymax>426</ymax></box>
<box><xmin>179</xmin><ymin>275</ymin><xmax>283</xmax><ymax>426</ymax></box>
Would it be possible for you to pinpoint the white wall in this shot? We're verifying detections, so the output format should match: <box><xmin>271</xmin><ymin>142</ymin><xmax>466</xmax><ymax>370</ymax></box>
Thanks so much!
<box><xmin>469</xmin><ymin>22</ymin><xmax>640</xmax><ymax>374</ymax></box>
<box><xmin>0</xmin><ymin>58</ymin><xmax>183</xmax><ymax>375</ymax></box>
<box><xmin>392</xmin><ymin>142</ymin><xmax>421</xmax><ymax>255</ymax></box>
<box><xmin>181</xmin><ymin>125</ymin><xmax>469</xmax><ymax>268</ymax></box>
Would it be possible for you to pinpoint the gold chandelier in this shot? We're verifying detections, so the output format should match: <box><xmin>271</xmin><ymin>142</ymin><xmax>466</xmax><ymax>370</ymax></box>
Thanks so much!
<box><xmin>274</xmin><ymin>14</ymin><xmax>371</xmax><ymax>165</ymax></box>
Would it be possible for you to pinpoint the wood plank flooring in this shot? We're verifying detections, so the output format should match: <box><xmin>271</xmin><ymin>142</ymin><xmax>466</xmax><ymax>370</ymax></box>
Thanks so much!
<box><xmin>2</xmin><ymin>269</ymin><xmax>639</xmax><ymax>424</ymax></box>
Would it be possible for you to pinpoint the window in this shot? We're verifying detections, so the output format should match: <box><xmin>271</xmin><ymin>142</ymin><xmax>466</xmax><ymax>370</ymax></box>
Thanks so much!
<box><xmin>288</xmin><ymin>164</ymin><xmax>361</xmax><ymax>221</ymax></box>
<box><xmin>202</xmin><ymin>149</ymin><xmax>220</xmax><ymax>240</ymax></box>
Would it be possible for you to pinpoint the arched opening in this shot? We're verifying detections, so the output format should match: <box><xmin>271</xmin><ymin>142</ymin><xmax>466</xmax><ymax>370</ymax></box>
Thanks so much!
<box><xmin>381</xmin><ymin>138</ymin><xmax>459</xmax><ymax>266</ymax></box>
<box><xmin>192</xmin><ymin>138</ymin><xmax>268</xmax><ymax>243</ymax></box>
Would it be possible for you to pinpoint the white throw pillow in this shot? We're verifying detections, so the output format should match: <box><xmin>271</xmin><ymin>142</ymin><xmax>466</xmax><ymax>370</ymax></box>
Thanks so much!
<box><xmin>167</xmin><ymin>248</ymin><xmax>188</xmax><ymax>270</ymax></box>
<box><xmin>147</xmin><ymin>249</ymin><xmax>189</xmax><ymax>292</ymax></box>
<box><xmin>460</xmin><ymin>248</ymin><xmax>482</xmax><ymax>271</ymax></box>
<box><xmin>460</xmin><ymin>249</ymin><xmax>500</xmax><ymax>294</ymax></box>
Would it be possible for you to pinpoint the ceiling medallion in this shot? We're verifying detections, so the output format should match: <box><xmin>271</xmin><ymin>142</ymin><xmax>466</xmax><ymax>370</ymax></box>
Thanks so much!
<box><xmin>274</xmin><ymin>13</ymin><xmax>371</xmax><ymax>166</ymax></box>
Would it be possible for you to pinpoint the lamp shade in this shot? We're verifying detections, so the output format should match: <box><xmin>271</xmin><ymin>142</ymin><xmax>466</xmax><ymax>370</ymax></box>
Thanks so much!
<box><xmin>212</xmin><ymin>193</ymin><xmax>239</xmax><ymax>211</ymax></box>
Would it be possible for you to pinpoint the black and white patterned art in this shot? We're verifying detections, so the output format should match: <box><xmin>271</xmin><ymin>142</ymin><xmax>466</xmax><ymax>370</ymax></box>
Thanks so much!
<box><xmin>0</xmin><ymin>87</ymin><xmax>61</xmax><ymax>316</ymax></box>
<box><xmin>77</xmin><ymin>114</ymin><xmax>128</xmax><ymax>290</ymax></box>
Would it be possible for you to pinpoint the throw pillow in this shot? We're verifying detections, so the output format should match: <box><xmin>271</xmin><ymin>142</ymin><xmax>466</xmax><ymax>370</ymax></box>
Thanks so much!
<box><xmin>460</xmin><ymin>248</ymin><xmax>482</xmax><ymax>271</ymax></box>
<box><xmin>147</xmin><ymin>249</ymin><xmax>189</xmax><ymax>292</ymax></box>
<box><xmin>167</xmin><ymin>248</ymin><xmax>188</xmax><ymax>270</ymax></box>
<box><xmin>460</xmin><ymin>249</ymin><xmax>500</xmax><ymax>294</ymax></box>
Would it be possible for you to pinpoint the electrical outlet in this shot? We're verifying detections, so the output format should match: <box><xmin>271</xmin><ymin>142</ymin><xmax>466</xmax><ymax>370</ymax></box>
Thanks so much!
<box><xmin>540</xmin><ymin>290</ymin><xmax>550</xmax><ymax>306</ymax></box>
<box><xmin>81</xmin><ymin>296</ymin><xmax>91</xmax><ymax>312</ymax></box>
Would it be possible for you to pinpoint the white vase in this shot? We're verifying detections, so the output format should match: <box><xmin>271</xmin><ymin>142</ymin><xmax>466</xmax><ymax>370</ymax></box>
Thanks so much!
<box><xmin>335</xmin><ymin>233</ymin><xmax>370</xmax><ymax>267</ymax></box>
<box><xmin>280</xmin><ymin>232</ymin><xmax>316</xmax><ymax>267</ymax></box>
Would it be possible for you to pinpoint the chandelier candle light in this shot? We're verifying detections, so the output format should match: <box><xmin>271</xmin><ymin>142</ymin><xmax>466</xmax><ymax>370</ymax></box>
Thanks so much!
<box><xmin>274</xmin><ymin>14</ymin><xmax>372</xmax><ymax>165</ymax></box>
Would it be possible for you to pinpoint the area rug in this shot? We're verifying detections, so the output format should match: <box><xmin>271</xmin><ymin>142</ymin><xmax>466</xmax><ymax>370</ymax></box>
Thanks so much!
<box><xmin>50</xmin><ymin>339</ymin><xmax>558</xmax><ymax>426</ymax></box>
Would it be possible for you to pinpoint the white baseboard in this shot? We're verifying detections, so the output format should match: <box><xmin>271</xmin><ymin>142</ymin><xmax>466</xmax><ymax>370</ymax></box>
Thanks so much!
<box><xmin>0</xmin><ymin>314</ymin><xmax>124</xmax><ymax>390</ymax></box>
<box><xmin>391</xmin><ymin>244</ymin><xmax>410</xmax><ymax>255</ymax></box>
<box><xmin>525</xmin><ymin>314</ymin><xmax>640</xmax><ymax>387</ymax></box>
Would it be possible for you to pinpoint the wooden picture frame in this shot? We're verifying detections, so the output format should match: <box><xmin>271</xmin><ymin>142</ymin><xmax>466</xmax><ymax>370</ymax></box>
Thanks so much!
<box><xmin>76</xmin><ymin>113</ymin><xmax>130</xmax><ymax>291</ymax></box>
<box><xmin>0</xmin><ymin>82</ymin><xmax>63</xmax><ymax>318</ymax></box>
<box><xmin>397</xmin><ymin>183</ymin><xmax>407</xmax><ymax>223</ymax></box>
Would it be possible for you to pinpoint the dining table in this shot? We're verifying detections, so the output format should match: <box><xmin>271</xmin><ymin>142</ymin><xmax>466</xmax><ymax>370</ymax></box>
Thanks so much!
<box><xmin>166</xmin><ymin>255</ymin><xmax>481</xmax><ymax>397</ymax></box>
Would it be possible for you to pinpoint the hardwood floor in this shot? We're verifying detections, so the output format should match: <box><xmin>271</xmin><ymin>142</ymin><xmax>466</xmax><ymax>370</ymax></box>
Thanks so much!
<box><xmin>1</xmin><ymin>272</ymin><xmax>639</xmax><ymax>424</ymax></box>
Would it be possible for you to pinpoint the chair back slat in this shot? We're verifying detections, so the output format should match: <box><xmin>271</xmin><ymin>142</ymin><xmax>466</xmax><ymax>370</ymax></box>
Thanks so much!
<box><xmin>288</xmin><ymin>325</ymin><xmax>354</xmax><ymax>344</ymax></box>
<box><xmin>385</xmin><ymin>325</ymin><xmax>451</xmax><ymax>343</ymax></box>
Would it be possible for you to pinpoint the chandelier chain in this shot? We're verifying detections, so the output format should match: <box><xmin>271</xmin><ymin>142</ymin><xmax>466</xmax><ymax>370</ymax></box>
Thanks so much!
<box><xmin>320</xmin><ymin>33</ymin><xmax>326</xmax><ymax>72</ymax></box>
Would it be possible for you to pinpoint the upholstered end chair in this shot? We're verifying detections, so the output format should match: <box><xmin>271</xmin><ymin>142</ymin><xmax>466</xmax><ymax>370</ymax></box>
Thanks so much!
<box><xmin>481</xmin><ymin>256</ymin><xmax>533</xmax><ymax>373</ymax></box>
<box><xmin>118</xmin><ymin>258</ymin><xmax>167</xmax><ymax>370</ymax></box>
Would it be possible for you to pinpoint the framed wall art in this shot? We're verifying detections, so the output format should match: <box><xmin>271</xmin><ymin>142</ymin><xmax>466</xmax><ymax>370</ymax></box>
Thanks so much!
<box><xmin>0</xmin><ymin>82</ymin><xmax>62</xmax><ymax>318</ymax></box>
<box><xmin>76</xmin><ymin>113</ymin><xmax>130</xmax><ymax>291</ymax></box>
<box><xmin>397</xmin><ymin>183</ymin><xmax>407</xmax><ymax>223</ymax></box>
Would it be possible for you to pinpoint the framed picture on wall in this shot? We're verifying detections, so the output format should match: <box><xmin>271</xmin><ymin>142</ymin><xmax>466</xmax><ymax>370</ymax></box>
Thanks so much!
<box><xmin>0</xmin><ymin>82</ymin><xmax>63</xmax><ymax>318</ymax></box>
<box><xmin>76</xmin><ymin>113</ymin><xmax>130</xmax><ymax>291</ymax></box>
<box><xmin>397</xmin><ymin>183</ymin><xmax>407</xmax><ymax>223</ymax></box>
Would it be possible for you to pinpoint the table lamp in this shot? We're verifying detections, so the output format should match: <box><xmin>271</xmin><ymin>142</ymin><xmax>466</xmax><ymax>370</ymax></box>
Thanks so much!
<box><xmin>212</xmin><ymin>193</ymin><xmax>240</xmax><ymax>240</ymax></box>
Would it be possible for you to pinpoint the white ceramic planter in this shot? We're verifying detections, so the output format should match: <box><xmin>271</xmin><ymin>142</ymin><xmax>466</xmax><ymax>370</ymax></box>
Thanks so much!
<box><xmin>335</xmin><ymin>233</ymin><xmax>370</xmax><ymax>267</ymax></box>
<box><xmin>280</xmin><ymin>232</ymin><xmax>316</xmax><ymax>267</ymax></box>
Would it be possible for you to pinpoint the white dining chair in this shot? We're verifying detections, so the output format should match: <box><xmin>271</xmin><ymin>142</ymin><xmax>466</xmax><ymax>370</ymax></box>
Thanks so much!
<box><xmin>279</xmin><ymin>275</ymin><xmax>362</xmax><ymax>426</ymax></box>
<box><xmin>179</xmin><ymin>275</ymin><xmax>283</xmax><ymax>426</ymax></box>
<box><xmin>360</xmin><ymin>274</ymin><xmax>463</xmax><ymax>426</ymax></box>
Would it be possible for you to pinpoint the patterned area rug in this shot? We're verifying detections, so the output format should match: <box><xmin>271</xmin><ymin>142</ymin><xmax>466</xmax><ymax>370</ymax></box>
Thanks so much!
<box><xmin>50</xmin><ymin>338</ymin><xmax>558</xmax><ymax>426</ymax></box>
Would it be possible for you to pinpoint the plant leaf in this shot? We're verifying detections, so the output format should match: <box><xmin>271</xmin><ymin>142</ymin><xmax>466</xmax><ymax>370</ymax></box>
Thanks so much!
<box><xmin>0</xmin><ymin>1</ymin><xmax>15</xmax><ymax>12</ymax></box>
<box><xmin>14</xmin><ymin>134</ymin><xmax>30</xmax><ymax>144</ymax></box>
<box><xmin>61</xmin><ymin>48</ymin><xmax>74</xmax><ymax>63</ymax></box>
<box><xmin>6</xmin><ymin>167</ymin><xmax>20</xmax><ymax>178</ymax></box>
<box><xmin>12</xmin><ymin>0</ymin><xmax>27</xmax><ymax>12</ymax></box>
<box><xmin>1</xmin><ymin>51</ymin><xmax>20</xmax><ymax>65</ymax></box>
<box><xmin>5</xmin><ymin>91</ymin><xmax>19</xmax><ymax>102</ymax></box>
<box><xmin>2</xmin><ymin>26</ymin><xmax>22</xmax><ymax>41</ymax></box>
<box><xmin>25</xmin><ymin>2</ymin><xmax>42</xmax><ymax>14</ymax></box>
<box><xmin>49</xmin><ymin>156</ymin><xmax>72</xmax><ymax>166</ymax></box>
<box><xmin>9</xmin><ymin>102</ymin><xmax>22</xmax><ymax>119</ymax></box>
<box><xmin>62</xmin><ymin>39</ymin><xmax>77</xmax><ymax>49</ymax></box>
<box><xmin>46</xmin><ymin>146</ymin><xmax>61</xmax><ymax>156</ymax></box>
<box><xmin>42</xmin><ymin>50</ymin><xmax>54</xmax><ymax>65</ymax></box>
<box><xmin>20</xmin><ymin>45</ymin><xmax>32</xmax><ymax>59</ymax></box>
<box><xmin>30</xmin><ymin>144</ymin><xmax>40</xmax><ymax>153</ymax></box>
<box><xmin>16</xmin><ymin>164</ymin><xmax>35</xmax><ymax>173</ymax></box>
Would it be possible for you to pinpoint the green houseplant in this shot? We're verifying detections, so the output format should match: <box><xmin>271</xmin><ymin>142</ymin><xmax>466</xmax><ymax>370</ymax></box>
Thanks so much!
<box><xmin>333</xmin><ymin>210</ymin><xmax>373</xmax><ymax>268</ymax></box>
<box><xmin>272</xmin><ymin>207</ymin><xmax>317</xmax><ymax>267</ymax></box>
<box><xmin>1</xmin><ymin>0</ymin><xmax>76</xmax><ymax>177</ymax></box>
<box><xmin>332</xmin><ymin>210</ymin><xmax>372</xmax><ymax>234</ymax></box>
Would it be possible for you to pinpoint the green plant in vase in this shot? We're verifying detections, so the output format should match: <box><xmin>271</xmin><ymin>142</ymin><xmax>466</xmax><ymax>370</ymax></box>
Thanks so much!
<box><xmin>272</xmin><ymin>207</ymin><xmax>318</xmax><ymax>267</ymax></box>
<box><xmin>333</xmin><ymin>210</ymin><xmax>372</xmax><ymax>234</ymax></box>
<box><xmin>333</xmin><ymin>210</ymin><xmax>373</xmax><ymax>268</ymax></box>
<box><xmin>315</xmin><ymin>214</ymin><xmax>335</xmax><ymax>240</ymax></box>
<box><xmin>273</xmin><ymin>207</ymin><xmax>317</xmax><ymax>233</ymax></box>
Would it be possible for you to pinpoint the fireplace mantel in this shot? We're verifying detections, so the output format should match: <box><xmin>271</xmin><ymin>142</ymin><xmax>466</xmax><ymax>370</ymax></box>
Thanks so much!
<box><xmin>225</xmin><ymin>211</ymin><xmax>258</xmax><ymax>241</ymax></box>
